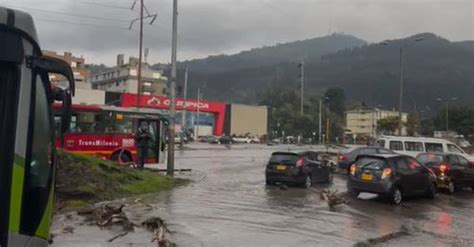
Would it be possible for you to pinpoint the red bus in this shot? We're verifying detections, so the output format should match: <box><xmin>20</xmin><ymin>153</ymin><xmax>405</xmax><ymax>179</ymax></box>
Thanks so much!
<box><xmin>53</xmin><ymin>104</ymin><xmax>167</xmax><ymax>165</ymax></box>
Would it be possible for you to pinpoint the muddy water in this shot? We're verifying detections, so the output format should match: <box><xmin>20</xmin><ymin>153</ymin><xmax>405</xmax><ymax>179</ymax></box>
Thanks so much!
<box><xmin>53</xmin><ymin>144</ymin><xmax>474</xmax><ymax>246</ymax></box>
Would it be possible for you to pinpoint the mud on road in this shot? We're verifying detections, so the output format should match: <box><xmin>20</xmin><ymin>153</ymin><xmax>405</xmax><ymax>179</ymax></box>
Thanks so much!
<box><xmin>53</xmin><ymin>144</ymin><xmax>474</xmax><ymax>247</ymax></box>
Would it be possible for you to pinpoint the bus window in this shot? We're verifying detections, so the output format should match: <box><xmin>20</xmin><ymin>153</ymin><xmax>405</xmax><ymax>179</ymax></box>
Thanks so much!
<box><xmin>425</xmin><ymin>142</ymin><xmax>443</xmax><ymax>152</ymax></box>
<box><xmin>405</xmin><ymin>142</ymin><xmax>423</xmax><ymax>152</ymax></box>
<box><xmin>447</xmin><ymin>144</ymin><xmax>464</xmax><ymax>154</ymax></box>
<box><xmin>389</xmin><ymin>141</ymin><xmax>403</xmax><ymax>151</ymax></box>
<box><xmin>21</xmin><ymin>75</ymin><xmax>54</xmax><ymax>234</ymax></box>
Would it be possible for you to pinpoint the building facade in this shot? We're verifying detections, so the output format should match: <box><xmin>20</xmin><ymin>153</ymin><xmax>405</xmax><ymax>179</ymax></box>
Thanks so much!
<box><xmin>90</xmin><ymin>54</ymin><xmax>166</xmax><ymax>96</ymax></box>
<box><xmin>43</xmin><ymin>50</ymin><xmax>90</xmax><ymax>89</ymax></box>
<box><xmin>224</xmin><ymin>104</ymin><xmax>268</xmax><ymax>137</ymax></box>
<box><xmin>345</xmin><ymin>108</ymin><xmax>408</xmax><ymax>138</ymax></box>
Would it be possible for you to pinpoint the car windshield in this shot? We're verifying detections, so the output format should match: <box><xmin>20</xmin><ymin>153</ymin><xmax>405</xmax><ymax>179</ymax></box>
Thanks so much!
<box><xmin>356</xmin><ymin>157</ymin><xmax>387</xmax><ymax>171</ymax></box>
<box><xmin>417</xmin><ymin>154</ymin><xmax>444</xmax><ymax>164</ymax></box>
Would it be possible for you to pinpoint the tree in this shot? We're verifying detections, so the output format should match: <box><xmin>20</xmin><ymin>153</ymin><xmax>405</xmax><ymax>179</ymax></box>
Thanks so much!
<box><xmin>405</xmin><ymin>113</ymin><xmax>419</xmax><ymax>136</ymax></box>
<box><xmin>377</xmin><ymin>116</ymin><xmax>399</xmax><ymax>135</ymax></box>
<box><xmin>433</xmin><ymin>105</ymin><xmax>474</xmax><ymax>139</ymax></box>
<box><xmin>324</xmin><ymin>87</ymin><xmax>346</xmax><ymax>117</ymax></box>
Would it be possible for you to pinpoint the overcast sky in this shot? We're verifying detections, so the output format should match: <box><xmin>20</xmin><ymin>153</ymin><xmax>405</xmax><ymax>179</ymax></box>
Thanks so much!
<box><xmin>2</xmin><ymin>0</ymin><xmax>473</xmax><ymax>65</ymax></box>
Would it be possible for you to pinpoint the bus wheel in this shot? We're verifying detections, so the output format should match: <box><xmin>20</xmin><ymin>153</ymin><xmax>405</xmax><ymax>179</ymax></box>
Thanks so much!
<box><xmin>111</xmin><ymin>151</ymin><xmax>131</xmax><ymax>164</ymax></box>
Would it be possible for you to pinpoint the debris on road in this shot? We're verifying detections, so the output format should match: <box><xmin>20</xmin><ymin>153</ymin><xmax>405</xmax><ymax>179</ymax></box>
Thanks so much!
<box><xmin>320</xmin><ymin>189</ymin><xmax>348</xmax><ymax>210</ymax></box>
<box><xmin>142</xmin><ymin>217</ymin><xmax>176</xmax><ymax>247</ymax></box>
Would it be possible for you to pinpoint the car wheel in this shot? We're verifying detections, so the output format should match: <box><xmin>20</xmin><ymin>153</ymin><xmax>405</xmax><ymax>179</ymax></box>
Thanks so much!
<box><xmin>391</xmin><ymin>187</ymin><xmax>403</xmax><ymax>205</ymax></box>
<box><xmin>305</xmin><ymin>174</ymin><xmax>312</xmax><ymax>189</ymax></box>
<box><xmin>426</xmin><ymin>182</ymin><xmax>437</xmax><ymax>199</ymax></box>
<box><xmin>447</xmin><ymin>181</ymin><xmax>455</xmax><ymax>194</ymax></box>
<box><xmin>348</xmin><ymin>188</ymin><xmax>359</xmax><ymax>197</ymax></box>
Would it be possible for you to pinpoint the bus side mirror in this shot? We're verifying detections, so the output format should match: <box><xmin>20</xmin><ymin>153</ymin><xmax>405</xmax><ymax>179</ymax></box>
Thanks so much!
<box><xmin>27</xmin><ymin>55</ymin><xmax>75</xmax><ymax>95</ymax></box>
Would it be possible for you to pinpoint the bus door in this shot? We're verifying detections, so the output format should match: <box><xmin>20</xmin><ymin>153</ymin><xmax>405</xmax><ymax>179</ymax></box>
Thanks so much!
<box><xmin>145</xmin><ymin>120</ymin><xmax>161</xmax><ymax>164</ymax></box>
<box><xmin>0</xmin><ymin>7</ymin><xmax>75</xmax><ymax>247</ymax></box>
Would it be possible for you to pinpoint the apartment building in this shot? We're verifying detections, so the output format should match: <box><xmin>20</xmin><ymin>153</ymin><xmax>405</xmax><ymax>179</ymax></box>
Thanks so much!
<box><xmin>345</xmin><ymin>108</ymin><xmax>408</xmax><ymax>138</ymax></box>
<box><xmin>43</xmin><ymin>50</ymin><xmax>90</xmax><ymax>89</ymax></box>
<box><xmin>90</xmin><ymin>54</ymin><xmax>166</xmax><ymax>96</ymax></box>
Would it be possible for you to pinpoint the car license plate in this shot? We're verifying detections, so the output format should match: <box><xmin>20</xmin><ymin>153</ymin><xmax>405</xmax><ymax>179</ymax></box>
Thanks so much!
<box><xmin>362</xmin><ymin>173</ymin><xmax>373</xmax><ymax>181</ymax></box>
<box><xmin>276</xmin><ymin>165</ymin><xmax>287</xmax><ymax>171</ymax></box>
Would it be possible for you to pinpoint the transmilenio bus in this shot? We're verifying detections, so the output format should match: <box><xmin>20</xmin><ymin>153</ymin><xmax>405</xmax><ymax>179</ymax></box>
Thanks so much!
<box><xmin>53</xmin><ymin>104</ymin><xmax>167</xmax><ymax>165</ymax></box>
<box><xmin>0</xmin><ymin>7</ymin><xmax>75</xmax><ymax>247</ymax></box>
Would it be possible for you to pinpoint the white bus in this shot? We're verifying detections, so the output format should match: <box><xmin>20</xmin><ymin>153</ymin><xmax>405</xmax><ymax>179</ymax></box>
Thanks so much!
<box><xmin>376</xmin><ymin>136</ymin><xmax>474</xmax><ymax>161</ymax></box>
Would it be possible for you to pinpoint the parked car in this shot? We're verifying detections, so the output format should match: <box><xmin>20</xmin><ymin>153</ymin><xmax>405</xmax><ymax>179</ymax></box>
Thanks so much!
<box><xmin>347</xmin><ymin>154</ymin><xmax>437</xmax><ymax>205</ymax></box>
<box><xmin>376</xmin><ymin>136</ymin><xmax>474</xmax><ymax>161</ymax></box>
<box><xmin>417</xmin><ymin>152</ymin><xmax>474</xmax><ymax>194</ymax></box>
<box><xmin>265</xmin><ymin>151</ymin><xmax>333</xmax><ymax>188</ymax></box>
<box><xmin>218</xmin><ymin>135</ymin><xmax>234</xmax><ymax>144</ymax></box>
<box><xmin>337</xmin><ymin>146</ymin><xmax>395</xmax><ymax>171</ymax></box>
<box><xmin>232</xmin><ymin>136</ymin><xmax>259</xmax><ymax>144</ymax></box>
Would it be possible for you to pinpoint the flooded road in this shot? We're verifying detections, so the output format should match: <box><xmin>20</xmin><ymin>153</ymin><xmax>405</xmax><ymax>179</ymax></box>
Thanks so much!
<box><xmin>53</xmin><ymin>144</ymin><xmax>474</xmax><ymax>246</ymax></box>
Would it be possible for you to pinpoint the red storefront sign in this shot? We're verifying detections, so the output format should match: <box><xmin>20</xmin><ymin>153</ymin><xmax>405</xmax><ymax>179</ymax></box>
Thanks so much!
<box><xmin>120</xmin><ymin>93</ymin><xmax>226</xmax><ymax>136</ymax></box>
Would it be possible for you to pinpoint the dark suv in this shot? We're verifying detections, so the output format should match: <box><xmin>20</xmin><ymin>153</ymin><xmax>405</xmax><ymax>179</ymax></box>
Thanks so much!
<box><xmin>338</xmin><ymin>146</ymin><xmax>395</xmax><ymax>171</ymax></box>
<box><xmin>347</xmin><ymin>154</ymin><xmax>437</xmax><ymax>204</ymax></box>
<box><xmin>265</xmin><ymin>151</ymin><xmax>333</xmax><ymax>188</ymax></box>
<box><xmin>417</xmin><ymin>152</ymin><xmax>474</xmax><ymax>194</ymax></box>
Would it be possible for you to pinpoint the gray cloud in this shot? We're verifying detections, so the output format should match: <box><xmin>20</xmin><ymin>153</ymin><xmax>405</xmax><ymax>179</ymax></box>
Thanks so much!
<box><xmin>2</xmin><ymin>0</ymin><xmax>473</xmax><ymax>65</ymax></box>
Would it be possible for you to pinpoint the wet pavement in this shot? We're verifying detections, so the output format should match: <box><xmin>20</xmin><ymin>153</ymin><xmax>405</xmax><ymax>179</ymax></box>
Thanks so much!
<box><xmin>53</xmin><ymin>144</ymin><xmax>474</xmax><ymax>246</ymax></box>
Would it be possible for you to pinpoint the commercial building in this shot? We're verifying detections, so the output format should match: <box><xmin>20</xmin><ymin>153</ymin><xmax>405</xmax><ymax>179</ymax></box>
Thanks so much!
<box><xmin>345</xmin><ymin>108</ymin><xmax>408</xmax><ymax>138</ymax></box>
<box><xmin>43</xmin><ymin>50</ymin><xmax>90</xmax><ymax>89</ymax></box>
<box><xmin>109</xmin><ymin>93</ymin><xmax>267</xmax><ymax>137</ymax></box>
<box><xmin>224</xmin><ymin>104</ymin><xmax>268</xmax><ymax>137</ymax></box>
<box><xmin>90</xmin><ymin>54</ymin><xmax>166</xmax><ymax>96</ymax></box>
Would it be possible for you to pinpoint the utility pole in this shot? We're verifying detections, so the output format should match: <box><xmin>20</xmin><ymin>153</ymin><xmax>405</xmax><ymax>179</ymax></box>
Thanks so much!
<box><xmin>446</xmin><ymin>101</ymin><xmax>449</xmax><ymax>131</ymax></box>
<box><xmin>196</xmin><ymin>88</ymin><xmax>201</xmax><ymax>139</ymax></box>
<box><xmin>180</xmin><ymin>66</ymin><xmax>188</xmax><ymax>148</ymax></box>
<box><xmin>299</xmin><ymin>60</ymin><xmax>305</xmax><ymax>115</ymax></box>
<box><xmin>129</xmin><ymin>0</ymin><xmax>157</xmax><ymax>108</ymax></box>
<box><xmin>318</xmin><ymin>98</ymin><xmax>322</xmax><ymax>145</ymax></box>
<box><xmin>167</xmin><ymin>0</ymin><xmax>178</xmax><ymax>177</ymax></box>
<box><xmin>136</xmin><ymin>0</ymin><xmax>144</xmax><ymax>109</ymax></box>
<box><xmin>398</xmin><ymin>47</ymin><xmax>404</xmax><ymax>136</ymax></box>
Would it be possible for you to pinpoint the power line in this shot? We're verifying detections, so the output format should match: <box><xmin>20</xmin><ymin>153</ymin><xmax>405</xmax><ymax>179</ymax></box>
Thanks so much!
<box><xmin>3</xmin><ymin>4</ymin><xmax>132</xmax><ymax>23</ymax></box>
<box><xmin>34</xmin><ymin>17</ymin><xmax>130</xmax><ymax>30</ymax></box>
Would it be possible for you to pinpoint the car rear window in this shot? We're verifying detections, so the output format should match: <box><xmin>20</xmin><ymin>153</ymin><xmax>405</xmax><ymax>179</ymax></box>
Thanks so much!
<box><xmin>417</xmin><ymin>154</ymin><xmax>444</xmax><ymax>164</ymax></box>
<box><xmin>269</xmin><ymin>153</ymin><xmax>298</xmax><ymax>163</ymax></box>
<box><xmin>356</xmin><ymin>157</ymin><xmax>388</xmax><ymax>171</ymax></box>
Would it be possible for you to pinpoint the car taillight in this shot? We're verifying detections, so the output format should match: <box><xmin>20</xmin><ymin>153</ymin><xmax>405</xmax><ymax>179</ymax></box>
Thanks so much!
<box><xmin>381</xmin><ymin>168</ymin><xmax>392</xmax><ymax>179</ymax></box>
<box><xmin>440</xmin><ymin>164</ymin><xmax>449</xmax><ymax>174</ymax></box>
<box><xmin>350</xmin><ymin>164</ymin><xmax>357</xmax><ymax>175</ymax></box>
<box><xmin>339</xmin><ymin>154</ymin><xmax>347</xmax><ymax>161</ymax></box>
<box><xmin>296</xmin><ymin>158</ymin><xmax>304</xmax><ymax>167</ymax></box>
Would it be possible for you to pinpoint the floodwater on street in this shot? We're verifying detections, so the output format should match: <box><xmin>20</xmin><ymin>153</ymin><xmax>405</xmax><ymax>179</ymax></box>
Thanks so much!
<box><xmin>53</xmin><ymin>144</ymin><xmax>474</xmax><ymax>247</ymax></box>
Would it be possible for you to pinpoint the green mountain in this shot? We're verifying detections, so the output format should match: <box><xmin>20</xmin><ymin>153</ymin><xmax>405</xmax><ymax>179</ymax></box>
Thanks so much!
<box><xmin>163</xmin><ymin>33</ymin><xmax>474</xmax><ymax>115</ymax></box>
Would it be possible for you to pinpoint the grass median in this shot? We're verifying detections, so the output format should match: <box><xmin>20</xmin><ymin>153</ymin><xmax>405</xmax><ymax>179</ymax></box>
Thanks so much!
<box><xmin>56</xmin><ymin>151</ymin><xmax>180</xmax><ymax>211</ymax></box>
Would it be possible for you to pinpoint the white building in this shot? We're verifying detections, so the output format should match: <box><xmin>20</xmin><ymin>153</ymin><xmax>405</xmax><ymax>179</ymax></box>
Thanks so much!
<box><xmin>345</xmin><ymin>108</ymin><xmax>409</xmax><ymax>138</ymax></box>
<box><xmin>90</xmin><ymin>54</ymin><xmax>167</xmax><ymax>96</ymax></box>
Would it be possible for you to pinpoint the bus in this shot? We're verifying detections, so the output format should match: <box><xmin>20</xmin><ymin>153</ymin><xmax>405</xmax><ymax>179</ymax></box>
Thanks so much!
<box><xmin>0</xmin><ymin>7</ymin><xmax>75</xmax><ymax>247</ymax></box>
<box><xmin>53</xmin><ymin>104</ymin><xmax>168</xmax><ymax>165</ymax></box>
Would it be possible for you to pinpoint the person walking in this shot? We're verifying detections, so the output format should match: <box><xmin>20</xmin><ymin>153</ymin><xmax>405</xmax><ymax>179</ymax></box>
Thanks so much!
<box><xmin>136</xmin><ymin>121</ymin><xmax>152</xmax><ymax>169</ymax></box>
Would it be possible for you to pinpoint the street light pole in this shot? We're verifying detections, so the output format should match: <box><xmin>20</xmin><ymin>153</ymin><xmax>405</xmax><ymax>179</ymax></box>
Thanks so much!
<box><xmin>446</xmin><ymin>101</ymin><xmax>449</xmax><ymax>131</ymax></box>
<box><xmin>318</xmin><ymin>98</ymin><xmax>322</xmax><ymax>145</ymax></box>
<box><xmin>167</xmin><ymin>0</ymin><xmax>178</xmax><ymax>177</ymax></box>
<box><xmin>398</xmin><ymin>47</ymin><xmax>404</xmax><ymax>136</ymax></box>
<box><xmin>179</xmin><ymin>66</ymin><xmax>188</xmax><ymax>148</ymax></box>
<box><xmin>196</xmin><ymin>88</ymin><xmax>201</xmax><ymax>139</ymax></box>
<box><xmin>300</xmin><ymin>60</ymin><xmax>305</xmax><ymax>116</ymax></box>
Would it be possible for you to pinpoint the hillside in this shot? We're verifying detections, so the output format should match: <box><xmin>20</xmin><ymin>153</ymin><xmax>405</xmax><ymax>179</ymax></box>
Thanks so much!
<box><xmin>456</xmin><ymin>40</ymin><xmax>474</xmax><ymax>53</ymax></box>
<box><xmin>176</xmin><ymin>33</ymin><xmax>367</xmax><ymax>74</ymax></box>
<box><xmin>164</xmin><ymin>33</ymin><xmax>474</xmax><ymax>111</ymax></box>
